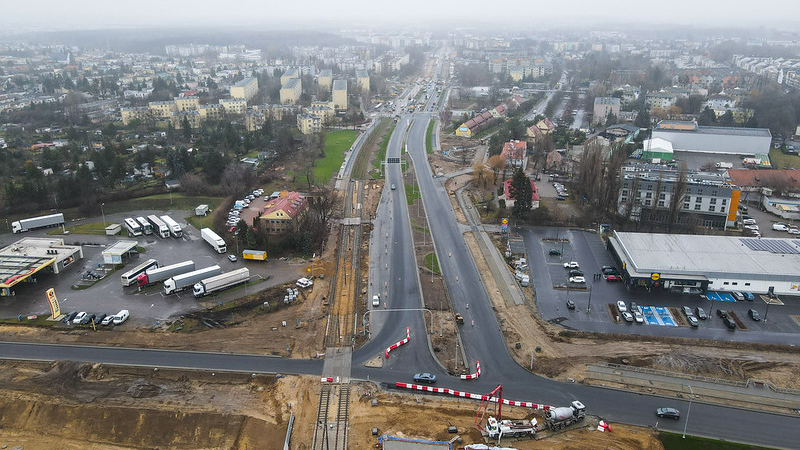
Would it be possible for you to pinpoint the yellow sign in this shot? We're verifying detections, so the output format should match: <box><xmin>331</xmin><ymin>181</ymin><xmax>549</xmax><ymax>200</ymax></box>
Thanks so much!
<box><xmin>46</xmin><ymin>288</ymin><xmax>60</xmax><ymax>318</ymax></box>
<box><xmin>502</xmin><ymin>219</ymin><xmax>508</xmax><ymax>225</ymax></box>
<box><xmin>651</xmin><ymin>273</ymin><xmax>661</xmax><ymax>281</ymax></box>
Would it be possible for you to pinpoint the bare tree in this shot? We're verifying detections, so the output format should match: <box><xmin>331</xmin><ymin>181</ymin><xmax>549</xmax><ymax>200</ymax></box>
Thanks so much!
<box><xmin>487</xmin><ymin>155</ymin><xmax>507</xmax><ymax>185</ymax></box>
<box><xmin>667</xmin><ymin>161</ymin><xmax>689</xmax><ymax>232</ymax></box>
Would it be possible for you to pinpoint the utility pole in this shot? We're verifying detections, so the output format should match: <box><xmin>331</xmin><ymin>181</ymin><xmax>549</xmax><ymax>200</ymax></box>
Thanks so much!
<box><xmin>100</xmin><ymin>202</ymin><xmax>106</xmax><ymax>226</ymax></box>
<box><xmin>682</xmin><ymin>384</ymin><xmax>694</xmax><ymax>439</ymax></box>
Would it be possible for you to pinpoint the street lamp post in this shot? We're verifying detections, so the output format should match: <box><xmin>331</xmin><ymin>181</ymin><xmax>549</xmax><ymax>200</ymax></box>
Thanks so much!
<box><xmin>587</xmin><ymin>276</ymin><xmax>595</xmax><ymax>313</ymax></box>
<box><xmin>682</xmin><ymin>384</ymin><xmax>694</xmax><ymax>439</ymax></box>
<box><xmin>100</xmin><ymin>202</ymin><xmax>106</xmax><ymax>226</ymax></box>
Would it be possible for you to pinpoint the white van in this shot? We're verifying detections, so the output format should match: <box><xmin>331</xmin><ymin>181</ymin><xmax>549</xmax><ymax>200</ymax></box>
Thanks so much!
<box><xmin>113</xmin><ymin>309</ymin><xmax>130</xmax><ymax>325</ymax></box>
<box><xmin>372</xmin><ymin>295</ymin><xmax>380</xmax><ymax>307</ymax></box>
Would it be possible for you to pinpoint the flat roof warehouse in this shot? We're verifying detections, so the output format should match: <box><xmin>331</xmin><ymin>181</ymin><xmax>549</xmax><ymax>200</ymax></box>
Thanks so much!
<box><xmin>0</xmin><ymin>237</ymin><xmax>84</xmax><ymax>295</ymax></box>
<box><xmin>608</xmin><ymin>231</ymin><xmax>800</xmax><ymax>296</ymax></box>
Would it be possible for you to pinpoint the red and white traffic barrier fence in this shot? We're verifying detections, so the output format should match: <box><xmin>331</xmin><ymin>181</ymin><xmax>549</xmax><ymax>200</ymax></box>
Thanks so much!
<box><xmin>321</xmin><ymin>377</ymin><xmax>334</xmax><ymax>383</ymax></box>
<box><xmin>385</xmin><ymin>327</ymin><xmax>411</xmax><ymax>358</ymax></box>
<box><xmin>460</xmin><ymin>360</ymin><xmax>481</xmax><ymax>380</ymax></box>
<box><xmin>395</xmin><ymin>382</ymin><xmax>552</xmax><ymax>410</ymax></box>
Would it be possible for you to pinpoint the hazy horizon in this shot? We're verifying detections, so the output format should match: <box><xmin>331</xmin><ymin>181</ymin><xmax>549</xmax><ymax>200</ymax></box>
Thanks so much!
<box><xmin>2</xmin><ymin>0</ymin><xmax>800</xmax><ymax>33</ymax></box>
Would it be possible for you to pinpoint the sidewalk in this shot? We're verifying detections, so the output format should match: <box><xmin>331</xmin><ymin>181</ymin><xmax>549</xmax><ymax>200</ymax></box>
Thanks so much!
<box><xmin>587</xmin><ymin>363</ymin><xmax>800</xmax><ymax>411</ymax></box>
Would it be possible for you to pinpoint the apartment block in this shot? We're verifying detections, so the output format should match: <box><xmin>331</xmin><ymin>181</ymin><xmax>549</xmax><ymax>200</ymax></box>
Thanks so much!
<box><xmin>318</xmin><ymin>69</ymin><xmax>333</xmax><ymax>92</ymax></box>
<box><xmin>174</xmin><ymin>96</ymin><xmax>199</xmax><ymax>111</ymax></box>
<box><xmin>332</xmin><ymin>79</ymin><xmax>348</xmax><ymax>111</ymax></box>
<box><xmin>230</xmin><ymin>77</ymin><xmax>259</xmax><ymax>102</ymax></box>
<box><xmin>281</xmin><ymin>68</ymin><xmax>300</xmax><ymax>86</ymax></box>
<box><xmin>121</xmin><ymin>106</ymin><xmax>150</xmax><ymax>125</ymax></box>
<box><xmin>280</xmin><ymin>78</ymin><xmax>302</xmax><ymax>105</ymax></box>
<box><xmin>356</xmin><ymin>69</ymin><xmax>370</xmax><ymax>92</ymax></box>
<box><xmin>198</xmin><ymin>104</ymin><xmax>225</xmax><ymax>121</ymax></box>
<box><xmin>592</xmin><ymin>97</ymin><xmax>621</xmax><ymax>124</ymax></box>
<box><xmin>220</xmin><ymin>97</ymin><xmax>247</xmax><ymax>115</ymax></box>
<box><xmin>297</xmin><ymin>113</ymin><xmax>322</xmax><ymax>135</ymax></box>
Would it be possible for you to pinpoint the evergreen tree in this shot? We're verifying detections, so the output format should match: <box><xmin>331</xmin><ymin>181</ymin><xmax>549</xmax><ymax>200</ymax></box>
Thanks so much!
<box><xmin>509</xmin><ymin>167</ymin><xmax>533</xmax><ymax>219</ymax></box>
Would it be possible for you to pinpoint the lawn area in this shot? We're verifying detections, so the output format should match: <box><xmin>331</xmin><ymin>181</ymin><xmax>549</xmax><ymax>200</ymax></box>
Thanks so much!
<box><xmin>48</xmin><ymin>221</ymin><xmax>112</xmax><ymax>235</ymax></box>
<box><xmin>768</xmin><ymin>148</ymin><xmax>800</xmax><ymax>169</ymax></box>
<box><xmin>405</xmin><ymin>182</ymin><xmax>421</xmax><ymax>206</ymax></box>
<box><xmin>315</xmin><ymin>130</ymin><xmax>358</xmax><ymax>184</ymax></box>
<box><xmin>426</xmin><ymin>120</ymin><xmax>435</xmax><ymax>154</ymax></box>
<box><xmin>186</xmin><ymin>213</ymin><xmax>215</xmax><ymax>231</ymax></box>
<box><xmin>372</xmin><ymin>123</ymin><xmax>397</xmax><ymax>178</ymax></box>
<box><xmin>659</xmin><ymin>432</ymin><xmax>779</xmax><ymax>450</ymax></box>
<box><xmin>424</xmin><ymin>253</ymin><xmax>440</xmax><ymax>274</ymax></box>
<box><xmin>123</xmin><ymin>193</ymin><xmax>225</xmax><ymax>213</ymax></box>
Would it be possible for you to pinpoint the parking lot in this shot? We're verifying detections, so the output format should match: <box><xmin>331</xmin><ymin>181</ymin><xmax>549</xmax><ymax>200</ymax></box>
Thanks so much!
<box><xmin>517</xmin><ymin>226</ymin><xmax>800</xmax><ymax>345</ymax></box>
<box><xmin>0</xmin><ymin>208</ymin><xmax>302</xmax><ymax>326</ymax></box>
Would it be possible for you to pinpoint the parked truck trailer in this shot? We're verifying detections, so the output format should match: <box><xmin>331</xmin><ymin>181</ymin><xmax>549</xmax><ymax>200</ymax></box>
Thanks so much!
<box><xmin>147</xmin><ymin>215</ymin><xmax>170</xmax><ymax>239</ymax></box>
<box><xmin>160</xmin><ymin>215</ymin><xmax>182</xmax><ymax>238</ymax></box>
<box><xmin>200</xmin><ymin>228</ymin><xmax>226</xmax><ymax>253</ymax></box>
<box><xmin>163</xmin><ymin>265</ymin><xmax>222</xmax><ymax>294</ymax></box>
<box><xmin>12</xmin><ymin>213</ymin><xmax>65</xmax><ymax>233</ymax></box>
<box><xmin>193</xmin><ymin>268</ymin><xmax>250</xmax><ymax>297</ymax></box>
<box><xmin>136</xmin><ymin>260</ymin><xmax>195</xmax><ymax>287</ymax></box>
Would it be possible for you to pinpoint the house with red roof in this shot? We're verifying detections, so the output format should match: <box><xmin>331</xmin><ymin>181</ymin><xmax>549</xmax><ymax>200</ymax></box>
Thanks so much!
<box><xmin>258</xmin><ymin>191</ymin><xmax>307</xmax><ymax>234</ymax></box>
<box><xmin>501</xmin><ymin>140</ymin><xmax>527</xmax><ymax>167</ymax></box>
<box><xmin>502</xmin><ymin>178</ymin><xmax>539</xmax><ymax>209</ymax></box>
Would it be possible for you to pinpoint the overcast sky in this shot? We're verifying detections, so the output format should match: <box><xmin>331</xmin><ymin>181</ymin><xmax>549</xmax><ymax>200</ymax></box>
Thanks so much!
<box><xmin>2</xmin><ymin>0</ymin><xmax>799</xmax><ymax>31</ymax></box>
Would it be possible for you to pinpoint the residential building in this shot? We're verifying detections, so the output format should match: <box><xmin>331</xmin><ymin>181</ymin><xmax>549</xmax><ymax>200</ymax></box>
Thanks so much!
<box><xmin>170</xmin><ymin>110</ymin><xmax>202</xmax><ymax>129</ymax></box>
<box><xmin>244</xmin><ymin>110</ymin><xmax>265</xmax><ymax>132</ymax></box>
<box><xmin>317</xmin><ymin>69</ymin><xmax>333</xmax><ymax>92</ymax></box>
<box><xmin>332</xmin><ymin>79</ymin><xmax>348</xmax><ymax>110</ymax></box>
<box><xmin>280</xmin><ymin>78</ymin><xmax>302</xmax><ymax>105</ymax></box>
<box><xmin>356</xmin><ymin>69</ymin><xmax>370</xmax><ymax>92</ymax></box>
<box><xmin>148</xmin><ymin>100</ymin><xmax>177</xmax><ymax>119</ymax></box>
<box><xmin>230</xmin><ymin>77</ymin><xmax>259</xmax><ymax>102</ymax></box>
<box><xmin>500</xmin><ymin>140</ymin><xmax>527</xmax><ymax>167</ymax></box>
<box><xmin>297</xmin><ymin>113</ymin><xmax>322</xmax><ymax>134</ymax></box>
<box><xmin>592</xmin><ymin>97</ymin><xmax>621</xmax><ymax>124</ymax></box>
<box><xmin>306</xmin><ymin>101</ymin><xmax>335</xmax><ymax>122</ymax></box>
<box><xmin>646</xmin><ymin>91</ymin><xmax>677</xmax><ymax>110</ymax></box>
<box><xmin>198</xmin><ymin>104</ymin><xmax>225</xmax><ymax>121</ymax></box>
<box><xmin>258</xmin><ymin>191</ymin><xmax>307</xmax><ymax>234</ymax></box>
<box><xmin>281</xmin><ymin>68</ymin><xmax>300</xmax><ymax>86</ymax></box>
<box><xmin>618</xmin><ymin>167</ymin><xmax>740</xmax><ymax>229</ymax></box>
<box><xmin>174</xmin><ymin>96</ymin><xmax>199</xmax><ymax>111</ymax></box>
<box><xmin>502</xmin><ymin>178</ymin><xmax>539</xmax><ymax>209</ymax></box>
<box><xmin>220</xmin><ymin>97</ymin><xmax>247</xmax><ymax>115</ymax></box>
<box><xmin>121</xmin><ymin>106</ymin><xmax>150</xmax><ymax>125</ymax></box>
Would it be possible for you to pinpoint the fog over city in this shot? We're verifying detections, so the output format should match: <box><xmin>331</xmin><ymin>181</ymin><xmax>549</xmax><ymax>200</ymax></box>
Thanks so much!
<box><xmin>2</xmin><ymin>0</ymin><xmax>800</xmax><ymax>31</ymax></box>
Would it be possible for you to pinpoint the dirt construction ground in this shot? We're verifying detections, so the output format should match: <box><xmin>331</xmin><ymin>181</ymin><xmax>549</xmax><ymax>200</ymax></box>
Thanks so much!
<box><xmin>0</xmin><ymin>361</ymin><xmax>664</xmax><ymax>450</ymax></box>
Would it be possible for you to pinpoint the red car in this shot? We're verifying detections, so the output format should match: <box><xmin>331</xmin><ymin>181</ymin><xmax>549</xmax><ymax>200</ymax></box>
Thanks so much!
<box><xmin>605</xmin><ymin>274</ymin><xmax>621</xmax><ymax>282</ymax></box>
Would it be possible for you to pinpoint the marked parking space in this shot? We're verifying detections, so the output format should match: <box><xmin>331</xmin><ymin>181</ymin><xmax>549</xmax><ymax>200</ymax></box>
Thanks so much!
<box><xmin>640</xmin><ymin>306</ymin><xmax>677</xmax><ymax>327</ymax></box>
<box><xmin>706</xmin><ymin>292</ymin><xmax>736</xmax><ymax>302</ymax></box>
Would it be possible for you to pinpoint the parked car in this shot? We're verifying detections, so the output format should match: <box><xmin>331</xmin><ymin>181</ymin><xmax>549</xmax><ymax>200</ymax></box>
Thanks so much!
<box><xmin>72</xmin><ymin>311</ymin><xmax>87</xmax><ymax>324</ymax></box>
<box><xmin>568</xmin><ymin>269</ymin><xmax>584</xmax><ymax>277</ymax></box>
<box><xmin>94</xmin><ymin>313</ymin><xmax>107</xmax><ymax>324</ymax></box>
<box><xmin>633</xmin><ymin>310</ymin><xmax>644</xmax><ymax>323</ymax></box>
<box><xmin>723</xmin><ymin>316</ymin><xmax>737</xmax><ymax>329</ymax></box>
<box><xmin>569</xmin><ymin>276</ymin><xmax>586</xmax><ymax>284</ymax></box>
<box><xmin>732</xmin><ymin>291</ymin><xmax>745</xmax><ymax>301</ymax></box>
<box><xmin>621</xmin><ymin>311</ymin><xmax>634</xmax><ymax>322</ymax></box>
<box><xmin>616</xmin><ymin>301</ymin><xmax>627</xmax><ymax>313</ymax></box>
<box><xmin>656</xmin><ymin>407</ymin><xmax>680</xmax><ymax>420</ymax></box>
<box><xmin>566</xmin><ymin>299</ymin><xmax>576</xmax><ymax>310</ymax></box>
<box><xmin>742</xmin><ymin>218</ymin><xmax>756</xmax><ymax>225</ymax></box>
<box><xmin>681</xmin><ymin>306</ymin><xmax>693</xmax><ymax>317</ymax></box>
<box><xmin>605</xmin><ymin>274</ymin><xmax>621</xmax><ymax>282</ymax></box>
<box><xmin>743</xmin><ymin>292</ymin><xmax>755</xmax><ymax>301</ymax></box>
<box><xmin>695</xmin><ymin>307</ymin><xmax>708</xmax><ymax>320</ymax></box>
<box><xmin>79</xmin><ymin>313</ymin><xmax>96</xmax><ymax>325</ymax></box>
<box><xmin>772</xmin><ymin>223</ymin><xmax>788</xmax><ymax>231</ymax></box>
<box><xmin>63</xmin><ymin>311</ymin><xmax>78</xmax><ymax>323</ymax></box>
<box><xmin>549</xmin><ymin>248</ymin><xmax>561</xmax><ymax>255</ymax></box>
<box><xmin>563</xmin><ymin>261</ymin><xmax>579</xmax><ymax>269</ymax></box>
<box><xmin>113</xmin><ymin>309</ymin><xmax>130</xmax><ymax>325</ymax></box>
<box><xmin>686</xmin><ymin>315</ymin><xmax>699</xmax><ymax>327</ymax></box>
<box><xmin>601</xmin><ymin>266</ymin><xmax>618</xmax><ymax>275</ymax></box>
<box><xmin>789</xmin><ymin>228</ymin><xmax>800</xmax><ymax>235</ymax></box>
<box><xmin>413</xmin><ymin>373</ymin><xmax>436</xmax><ymax>384</ymax></box>
<box><xmin>629</xmin><ymin>302</ymin><xmax>641</xmax><ymax>314</ymax></box>
<box><xmin>227</xmin><ymin>255</ymin><xmax>238</xmax><ymax>262</ymax></box>
<box><xmin>101</xmin><ymin>315</ymin><xmax>115</xmax><ymax>326</ymax></box>
<box><xmin>716</xmin><ymin>309</ymin><xmax>727</xmax><ymax>319</ymax></box>
<box><xmin>748</xmin><ymin>309</ymin><xmax>761</xmax><ymax>321</ymax></box>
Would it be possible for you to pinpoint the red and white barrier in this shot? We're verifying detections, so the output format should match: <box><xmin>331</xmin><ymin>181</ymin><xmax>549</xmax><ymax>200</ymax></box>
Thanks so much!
<box><xmin>385</xmin><ymin>327</ymin><xmax>411</xmax><ymax>358</ymax></box>
<box><xmin>395</xmin><ymin>382</ymin><xmax>552</xmax><ymax>410</ymax></box>
<box><xmin>321</xmin><ymin>377</ymin><xmax>334</xmax><ymax>383</ymax></box>
<box><xmin>460</xmin><ymin>360</ymin><xmax>481</xmax><ymax>380</ymax></box>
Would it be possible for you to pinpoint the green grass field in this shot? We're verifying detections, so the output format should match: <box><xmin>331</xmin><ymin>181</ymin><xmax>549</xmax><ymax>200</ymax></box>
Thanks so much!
<box><xmin>315</xmin><ymin>130</ymin><xmax>358</xmax><ymax>184</ymax></box>
<box><xmin>426</xmin><ymin>120</ymin><xmax>435</xmax><ymax>154</ymax></box>
<box><xmin>124</xmin><ymin>194</ymin><xmax>225</xmax><ymax>213</ymax></box>
<box><xmin>48</xmin><ymin>221</ymin><xmax>111</xmax><ymax>235</ymax></box>
<box><xmin>372</xmin><ymin>123</ymin><xmax>397</xmax><ymax>178</ymax></box>
<box><xmin>424</xmin><ymin>252</ymin><xmax>440</xmax><ymax>274</ymax></box>
<box><xmin>659</xmin><ymin>432</ymin><xmax>779</xmax><ymax>450</ymax></box>
<box><xmin>405</xmin><ymin>182</ymin><xmax>421</xmax><ymax>206</ymax></box>
<box><xmin>768</xmin><ymin>148</ymin><xmax>800</xmax><ymax>170</ymax></box>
